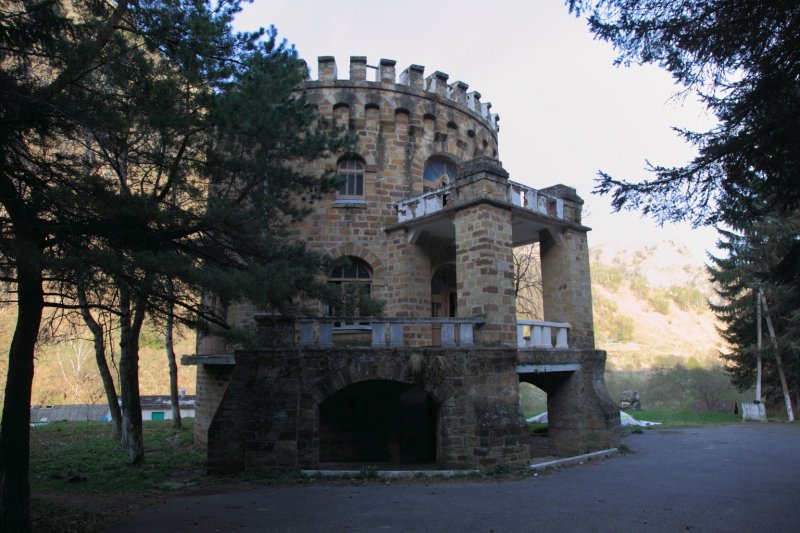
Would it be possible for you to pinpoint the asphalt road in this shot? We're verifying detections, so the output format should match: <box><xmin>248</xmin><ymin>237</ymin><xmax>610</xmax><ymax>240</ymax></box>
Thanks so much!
<box><xmin>109</xmin><ymin>423</ymin><xmax>800</xmax><ymax>532</ymax></box>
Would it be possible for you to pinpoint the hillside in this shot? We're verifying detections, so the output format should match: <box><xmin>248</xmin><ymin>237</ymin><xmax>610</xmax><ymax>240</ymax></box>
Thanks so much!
<box><xmin>0</xmin><ymin>240</ymin><xmax>726</xmax><ymax>408</ymax></box>
<box><xmin>590</xmin><ymin>241</ymin><xmax>725</xmax><ymax>371</ymax></box>
<box><xmin>0</xmin><ymin>306</ymin><xmax>196</xmax><ymax>408</ymax></box>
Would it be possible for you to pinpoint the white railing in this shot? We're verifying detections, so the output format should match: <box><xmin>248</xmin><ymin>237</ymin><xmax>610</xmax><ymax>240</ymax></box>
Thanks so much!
<box><xmin>394</xmin><ymin>181</ymin><xmax>564</xmax><ymax>223</ymax></box>
<box><xmin>295</xmin><ymin>316</ymin><xmax>484</xmax><ymax>348</ymax></box>
<box><xmin>516</xmin><ymin>320</ymin><xmax>570</xmax><ymax>349</ymax></box>
<box><xmin>395</xmin><ymin>186</ymin><xmax>452</xmax><ymax>222</ymax></box>
<box><xmin>508</xmin><ymin>181</ymin><xmax>564</xmax><ymax>219</ymax></box>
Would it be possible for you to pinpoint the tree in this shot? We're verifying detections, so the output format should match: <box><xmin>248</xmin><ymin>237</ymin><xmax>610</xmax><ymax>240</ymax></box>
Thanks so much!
<box><xmin>0</xmin><ymin>1</ymin><xmax>343</xmax><ymax>529</ymax></box>
<box><xmin>566</xmin><ymin>0</ymin><xmax>800</xmax><ymax>415</ymax></box>
<box><xmin>513</xmin><ymin>244</ymin><xmax>543</xmax><ymax>319</ymax></box>
<box><xmin>566</xmin><ymin>0</ymin><xmax>800</xmax><ymax>227</ymax></box>
<box><xmin>708</xmin><ymin>217</ymin><xmax>800</xmax><ymax>418</ymax></box>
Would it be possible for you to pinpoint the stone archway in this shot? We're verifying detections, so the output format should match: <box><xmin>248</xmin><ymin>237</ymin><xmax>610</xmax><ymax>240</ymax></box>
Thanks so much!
<box><xmin>319</xmin><ymin>380</ymin><xmax>438</xmax><ymax>466</ymax></box>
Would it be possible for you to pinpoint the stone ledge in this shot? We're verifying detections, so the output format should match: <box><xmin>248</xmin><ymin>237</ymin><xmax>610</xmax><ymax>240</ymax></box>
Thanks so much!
<box><xmin>300</xmin><ymin>469</ymin><xmax>479</xmax><ymax>478</ymax></box>
<box><xmin>182</xmin><ymin>355</ymin><xmax>235</xmax><ymax>366</ymax></box>
<box><xmin>529</xmin><ymin>448</ymin><xmax>619</xmax><ymax>472</ymax></box>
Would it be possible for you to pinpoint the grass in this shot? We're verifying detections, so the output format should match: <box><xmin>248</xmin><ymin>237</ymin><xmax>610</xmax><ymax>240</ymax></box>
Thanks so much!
<box><xmin>30</xmin><ymin>419</ymin><xmax>205</xmax><ymax>532</ymax></box>
<box><xmin>30</xmin><ymin>419</ymin><xmax>203</xmax><ymax>494</ymax></box>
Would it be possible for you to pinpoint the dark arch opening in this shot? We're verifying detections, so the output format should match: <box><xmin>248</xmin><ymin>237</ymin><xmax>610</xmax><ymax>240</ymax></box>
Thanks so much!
<box><xmin>319</xmin><ymin>380</ymin><xmax>437</xmax><ymax>466</ymax></box>
<box><xmin>519</xmin><ymin>372</ymin><xmax>574</xmax><ymax>458</ymax></box>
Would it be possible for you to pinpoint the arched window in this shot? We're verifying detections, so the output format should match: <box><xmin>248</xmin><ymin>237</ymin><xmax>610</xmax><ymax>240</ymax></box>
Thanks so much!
<box><xmin>328</xmin><ymin>256</ymin><xmax>372</xmax><ymax>325</ymax></box>
<box><xmin>423</xmin><ymin>156</ymin><xmax>457</xmax><ymax>192</ymax></box>
<box><xmin>337</xmin><ymin>157</ymin><xmax>364</xmax><ymax>197</ymax></box>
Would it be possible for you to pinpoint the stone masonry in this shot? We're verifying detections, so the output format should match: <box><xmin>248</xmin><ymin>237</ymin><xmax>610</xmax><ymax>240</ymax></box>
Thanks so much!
<box><xmin>187</xmin><ymin>56</ymin><xmax>620</xmax><ymax>473</ymax></box>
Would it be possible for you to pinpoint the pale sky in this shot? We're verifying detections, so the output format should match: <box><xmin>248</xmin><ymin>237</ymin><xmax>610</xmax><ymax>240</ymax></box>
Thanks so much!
<box><xmin>234</xmin><ymin>0</ymin><xmax>720</xmax><ymax>262</ymax></box>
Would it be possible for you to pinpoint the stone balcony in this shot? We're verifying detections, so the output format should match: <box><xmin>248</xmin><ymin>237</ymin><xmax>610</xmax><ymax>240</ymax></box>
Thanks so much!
<box><xmin>251</xmin><ymin>315</ymin><xmax>571</xmax><ymax>351</ymax></box>
<box><xmin>395</xmin><ymin>180</ymin><xmax>565</xmax><ymax>224</ymax></box>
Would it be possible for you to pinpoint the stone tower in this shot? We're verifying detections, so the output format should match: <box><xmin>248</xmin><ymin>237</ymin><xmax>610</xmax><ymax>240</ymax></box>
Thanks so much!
<box><xmin>187</xmin><ymin>56</ymin><xmax>619</xmax><ymax>473</ymax></box>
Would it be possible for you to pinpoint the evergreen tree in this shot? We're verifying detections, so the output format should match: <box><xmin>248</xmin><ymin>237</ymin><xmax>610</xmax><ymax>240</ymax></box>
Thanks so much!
<box><xmin>566</xmin><ymin>0</ymin><xmax>800</xmax><ymax>227</ymax></box>
<box><xmin>566</xmin><ymin>1</ymin><xmax>800</xmax><ymax>412</ymax></box>
<box><xmin>707</xmin><ymin>216</ymin><xmax>800</xmax><ymax>412</ymax></box>
<box><xmin>0</xmin><ymin>1</ymin><xmax>344</xmax><ymax>529</ymax></box>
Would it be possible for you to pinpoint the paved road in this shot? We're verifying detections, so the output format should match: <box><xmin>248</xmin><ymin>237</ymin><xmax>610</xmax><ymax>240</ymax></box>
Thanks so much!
<box><xmin>110</xmin><ymin>424</ymin><xmax>800</xmax><ymax>532</ymax></box>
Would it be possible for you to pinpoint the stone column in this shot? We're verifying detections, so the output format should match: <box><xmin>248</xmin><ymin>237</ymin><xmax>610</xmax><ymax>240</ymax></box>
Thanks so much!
<box><xmin>540</xmin><ymin>227</ymin><xmax>595</xmax><ymax>350</ymax></box>
<box><xmin>383</xmin><ymin>228</ymin><xmax>431</xmax><ymax>345</ymax></box>
<box><xmin>453</xmin><ymin>158</ymin><xmax>516</xmax><ymax>346</ymax></box>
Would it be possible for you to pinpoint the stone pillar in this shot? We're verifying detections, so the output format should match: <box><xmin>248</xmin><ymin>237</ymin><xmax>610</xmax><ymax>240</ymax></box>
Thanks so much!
<box><xmin>384</xmin><ymin>229</ymin><xmax>431</xmax><ymax>345</ymax></box>
<box><xmin>540</xmin><ymin>227</ymin><xmax>595</xmax><ymax>350</ymax></box>
<box><xmin>453</xmin><ymin>158</ymin><xmax>516</xmax><ymax>346</ymax></box>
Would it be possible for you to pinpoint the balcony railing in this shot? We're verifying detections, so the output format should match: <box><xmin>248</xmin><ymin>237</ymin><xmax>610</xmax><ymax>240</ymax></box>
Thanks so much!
<box><xmin>516</xmin><ymin>320</ymin><xmax>570</xmax><ymax>349</ymax></box>
<box><xmin>296</xmin><ymin>316</ymin><xmax>484</xmax><ymax>348</ymax></box>
<box><xmin>265</xmin><ymin>316</ymin><xmax>571</xmax><ymax>350</ymax></box>
<box><xmin>394</xmin><ymin>181</ymin><xmax>564</xmax><ymax>223</ymax></box>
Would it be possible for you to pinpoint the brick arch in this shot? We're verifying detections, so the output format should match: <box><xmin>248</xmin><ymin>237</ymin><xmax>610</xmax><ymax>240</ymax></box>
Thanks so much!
<box><xmin>307</xmin><ymin>359</ymin><xmax>449</xmax><ymax>406</ymax></box>
<box><xmin>333</xmin><ymin>150</ymin><xmax>376</xmax><ymax>169</ymax></box>
<box><xmin>328</xmin><ymin>244</ymin><xmax>384</xmax><ymax>280</ymax></box>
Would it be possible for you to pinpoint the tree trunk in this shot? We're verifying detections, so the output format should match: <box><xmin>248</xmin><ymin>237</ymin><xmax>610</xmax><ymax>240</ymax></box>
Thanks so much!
<box><xmin>0</xmin><ymin>263</ymin><xmax>44</xmax><ymax>533</ymax></box>
<box><xmin>756</xmin><ymin>290</ymin><xmax>762</xmax><ymax>403</ymax></box>
<box><xmin>760</xmin><ymin>292</ymin><xmax>795</xmax><ymax>422</ymax></box>
<box><xmin>77</xmin><ymin>282</ymin><xmax>122</xmax><ymax>441</ymax></box>
<box><xmin>118</xmin><ymin>284</ymin><xmax>146</xmax><ymax>464</ymax></box>
<box><xmin>165</xmin><ymin>294</ymin><xmax>182</xmax><ymax>428</ymax></box>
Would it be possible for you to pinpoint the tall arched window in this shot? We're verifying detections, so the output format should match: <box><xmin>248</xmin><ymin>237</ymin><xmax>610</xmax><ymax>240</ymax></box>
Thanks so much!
<box><xmin>337</xmin><ymin>157</ymin><xmax>365</xmax><ymax>197</ymax></box>
<box><xmin>423</xmin><ymin>156</ymin><xmax>457</xmax><ymax>192</ymax></box>
<box><xmin>328</xmin><ymin>256</ymin><xmax>372</xmax><ymax>325</ymax></box>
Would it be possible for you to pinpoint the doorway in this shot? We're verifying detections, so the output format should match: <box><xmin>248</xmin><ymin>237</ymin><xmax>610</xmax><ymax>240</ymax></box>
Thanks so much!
<box><xmin>318</xmin><ymin>380</ymin><xmax>438</xmax><ymax>466</ymax></box>
<box><xmin>431</xmin><ymin>263</ymin><xmax>457</xmax><ymax>345</ymax></box>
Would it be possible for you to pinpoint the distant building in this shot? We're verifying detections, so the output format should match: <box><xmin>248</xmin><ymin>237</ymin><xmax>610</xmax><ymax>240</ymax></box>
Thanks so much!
<box><xmin>30</xmin><ymin>394</ymin><xmax>196</xmax><ymax>425</ymax></box>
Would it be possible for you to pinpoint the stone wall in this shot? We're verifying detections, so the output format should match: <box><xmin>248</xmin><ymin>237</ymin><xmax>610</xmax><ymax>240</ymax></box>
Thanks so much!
<box><xmin>203</xmin><ymin>347</ymin><xmax>530</xmax><ymax>473</ymax></box>
<box><xmin>518</xmin><ymin>349</ymin><xmax>620</xmax><ymax>456</ymax></box>
<box><xmin>204</xmin><ymin>57</ymin><xmax>501</xmax><ymax>351</ymax></box>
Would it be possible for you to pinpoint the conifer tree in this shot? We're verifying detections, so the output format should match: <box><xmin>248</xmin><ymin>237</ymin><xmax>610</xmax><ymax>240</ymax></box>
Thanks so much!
<box><xmin>708</xmin><ymin>217</ymin><xmax>800</xmax><ymax>414</ymax></box>
<box><xmin>0</xmin><ymin>1</ymin><xmax>344</xmax><ymax>529</ymax></box>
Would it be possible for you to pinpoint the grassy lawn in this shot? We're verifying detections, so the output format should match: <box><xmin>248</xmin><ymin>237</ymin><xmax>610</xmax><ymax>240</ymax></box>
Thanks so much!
<box><xmin>30</xmin><ymin>419</ymin><xmax>204</xmax><ymax>494</ymax></box>
<box><xmin>30</xmin><ymin>419</ymin><xmax>206</xmax><ymax>532</ymax></box>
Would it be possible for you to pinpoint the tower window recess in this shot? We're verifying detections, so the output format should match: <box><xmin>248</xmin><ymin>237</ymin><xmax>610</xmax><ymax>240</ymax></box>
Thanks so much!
<box><xmin>423</xmin><ymin>156</ymin><xmax>457</xmax><ymax>192</ymax></box>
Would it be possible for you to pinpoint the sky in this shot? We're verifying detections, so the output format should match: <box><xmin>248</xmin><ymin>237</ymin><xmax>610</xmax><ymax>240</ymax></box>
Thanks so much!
<box><xmin>233</xmin><ymin>0</ymin><xmax>720</xmax><ymax>262</ymax></box>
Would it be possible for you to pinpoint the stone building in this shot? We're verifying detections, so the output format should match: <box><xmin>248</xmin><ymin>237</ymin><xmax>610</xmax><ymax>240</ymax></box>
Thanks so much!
<box><xmin>184</xmin><ymin>56</ymin><xmax>620</xmax><ymax>473</ymax></box>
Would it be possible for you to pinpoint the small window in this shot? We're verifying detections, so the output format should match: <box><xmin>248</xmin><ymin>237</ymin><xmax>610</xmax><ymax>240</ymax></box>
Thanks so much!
<box><xmin>423</xmin><ymin>156</ymin><xmax>457</xmax><ymax>192</ymax></box>
<box><xmin>328</xmin><ymin>257</ymin><xmax>372</xmax><ymax>326</ymax></box>
<box><xmin>337</xmin><ymin>157</ymin><xmax>364</xmax><ymax>197</ymax></box>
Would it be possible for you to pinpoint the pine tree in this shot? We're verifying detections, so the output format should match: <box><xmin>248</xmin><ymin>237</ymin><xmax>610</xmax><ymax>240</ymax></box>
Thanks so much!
<box><xmin>707</xmin><ymin>216</ymin><xmax>800</xmax><ymax>414</ymax></box>
<box><xmin>0</xmin><ymin>1</ymin><xmax>344</xmax><ymax>529</ymax></box>
<box><xmin>566</xmin><ymin>0</ymin><xmax>800</xmax><ymax>227</ymax></box>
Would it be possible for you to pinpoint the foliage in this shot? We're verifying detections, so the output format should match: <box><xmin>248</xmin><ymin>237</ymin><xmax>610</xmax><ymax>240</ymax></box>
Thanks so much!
<box><xmin>606</xmin><ymin>366</ymin><xmax>746</xmax><ymax>411</ymax></box>
<box><xmin>568</xmin><ymin>0</ymin><xmax>800</xmax><ymax>412</ymax></box>
<box><xmin>646</xmin><ymin>289</ymin><xmax>671</xmax><ymax>315</ymax></box>
<box><xmin>1</xmin><ymin>1</ymin><xmax>345</xmax><ymax>528</ymax></box>
<box><xmin>519</xmin><ymin>382</ymin><xmax>547</xmax><ymax>416</ymax></box>
<box><xmin>513</xmin><ymin>244</ymin><xmax>543</xmax><ymax>319</ymax></box>
<box><xmin>590</xmin><ymin>261</ymin><xmax>624</xmax><ymax>291</ymax></box>
<box><xmin>592</xmin><ymin>292</ymin><xmax>635</xmax><ymax>342</ymax></box>
<box><xmin>707</xmin><ymin>217</ymin><xmax>800</xmax><ymax>408</ymax></box>
<box><xmin>567</xmin><ymin>0</ymin><xmax>800</xmax><ymax>227</ymax></box>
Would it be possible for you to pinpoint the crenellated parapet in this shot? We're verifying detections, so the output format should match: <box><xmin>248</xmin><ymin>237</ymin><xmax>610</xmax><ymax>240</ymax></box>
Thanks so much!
<box><xmin>299</xmin><ymin>56</ymin><xmax>500</xmax><ymax>157</ymax></box>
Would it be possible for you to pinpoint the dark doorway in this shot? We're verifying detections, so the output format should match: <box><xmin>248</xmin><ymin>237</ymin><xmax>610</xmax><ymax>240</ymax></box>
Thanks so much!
<box><xmin>431</xmin><ymin>263</ymin><xmax>457</xmax><ymax>345</ymax></box>
<box><xmin>319</xmin><ymin>380</ymin><xmax>437</xmax><ymax>466</ymax></box>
